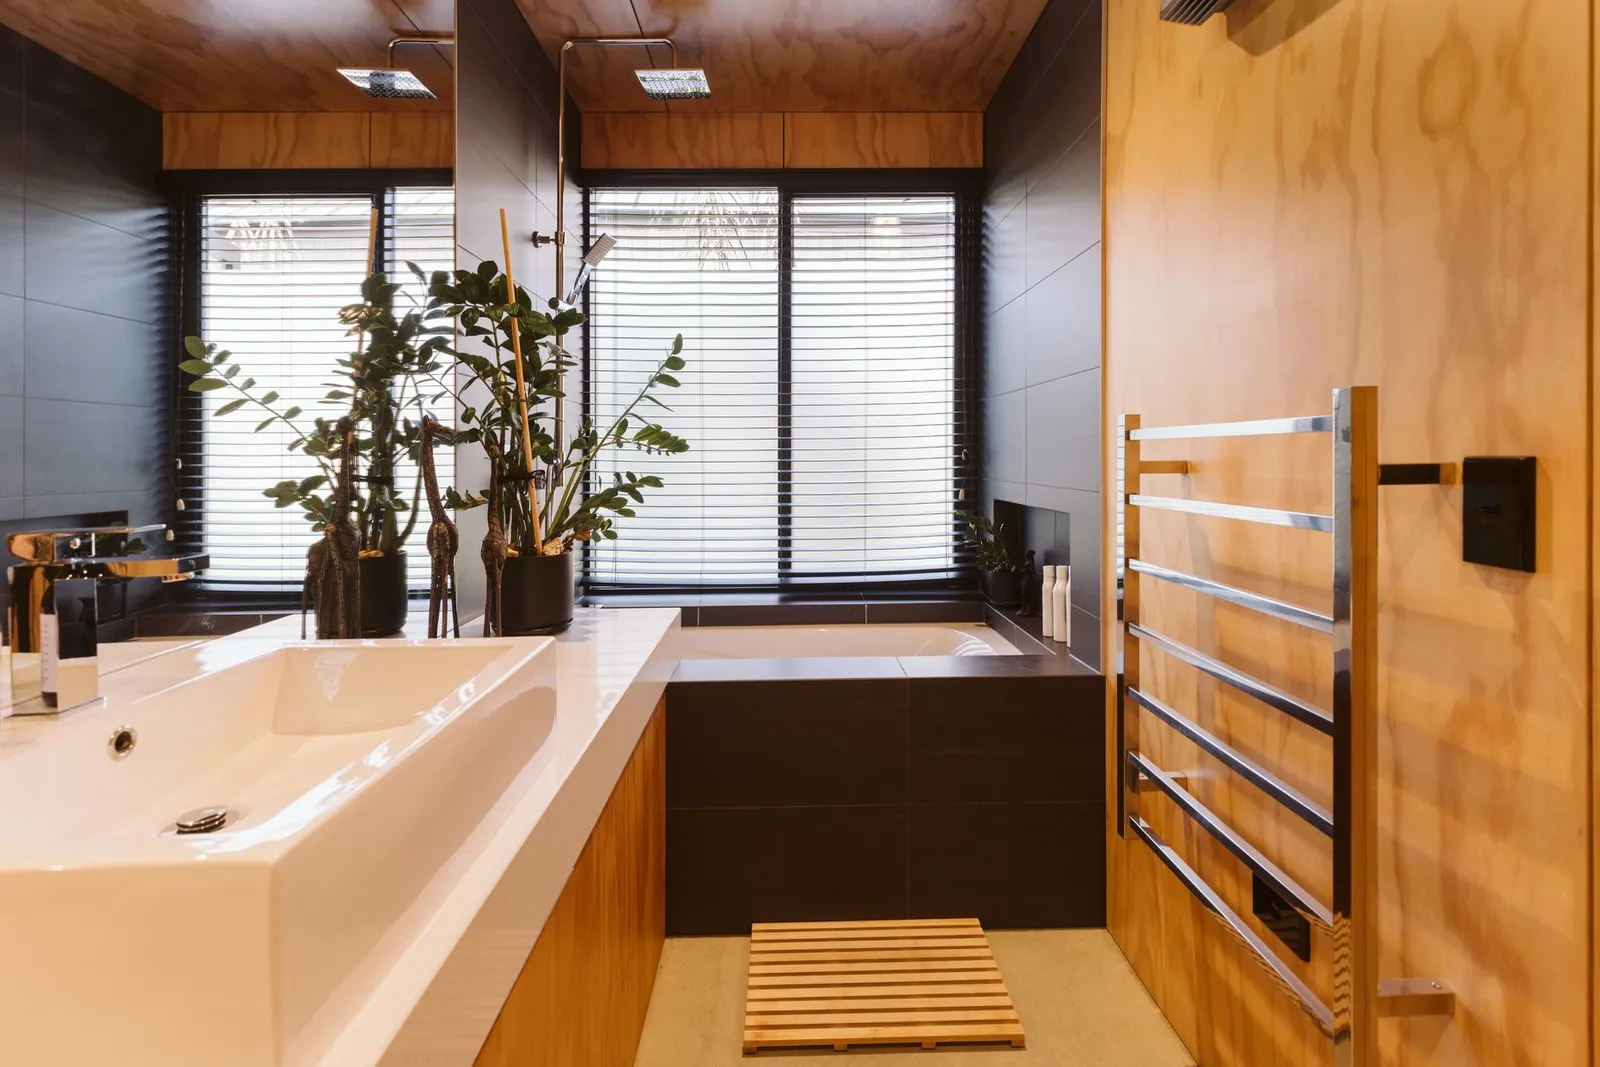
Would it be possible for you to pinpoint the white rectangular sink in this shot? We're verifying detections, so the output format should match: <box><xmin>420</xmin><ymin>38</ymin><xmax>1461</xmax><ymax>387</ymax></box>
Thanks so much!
<box><xmin>0</xmin><ymin>637</ymin><xmax>557</xmax><ymax>1067</ymax></box>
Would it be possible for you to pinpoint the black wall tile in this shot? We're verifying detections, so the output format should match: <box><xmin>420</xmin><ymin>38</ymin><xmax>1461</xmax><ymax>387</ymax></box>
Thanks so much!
<box><xmin>986</xmin><ymin>294</ymin><xmax>1027</xmax><ymax>396</ymax></box>
<box><xmin>0</xmin><ymin>193</ymin><xmax>22</xmax><ymax>297</ymax></box>
<box><xmin>667</xmin><ymin>678</ymin><xmax>908</xmax><ymax>807</ymax></box>
<box><xmin>863</xmin><ymin>599</ymin><xmax>986</xmax><ymax>624</ymax></box>
<box><xmin>23</xmin><ymin>399</ymin><xmax>162</xmax><ymax>496</ymax></box>
<box><xmin>909</xmin><ymin>802</ymin><xmax>1105</xmax><ymax>928</ymax></box>
<box><xmin>981</xmin><ymin>0</ymin><xmax>1102</xmax><ymax>676</ymax></box>
<box><xmin>24</xmin><ymin>202</ymin><xmax>165</xmax><ymax>325</ymax></box>
<box><xmin>1024</xmin><ymin>123</ymin><xmax>1101</xmax><ymax>290</ymax></box>
<box><xmin>667</xmin><ymin>805</ymin><xmax>909</xmax><ymax>935</ymax></box>
<box><xmin>0</xmin><ymin>27</ymin><xmax>170</xmax><ymax>617</ymax></box>
<box><xmin>1025</xmin><ymin>368</ymin><xmax>1099</xmax><ymax>492</ymax></box>
<box><xmin>1025</xmin><ymin>246</ymin><xmax>1101</xmax><ymax>388</ymax></box>
<box><xmin>0</xmin><ymin>294</ymin><xmax>22</xmax><ymax>395</ymax></box>
<box><xmin>909</xmin><ymin>675</ymin><xmax>1104</xmax><ymax>804</ymax></box>
<box><xmin>23</xmin><ymin>101</ymin><xmax>164</xmax><ymax>239</ymax></box>
<box><xmin>0</xmin><ymin>93</ymin><xmax>22</xmax><ymax>197</ymax></box>
<box><xmin>986</xmin><ymin>391</ymin><xmax>1026</xmax><ymax>486</ymax></box>
<box><xmin>0</xmin><ymin>396</ymin><xmax>23</xmax><ymax>496</ymax></box>
<box><xmin>23</xmin><ymin>300</ymin><xmax>163</xmax><ymax>405</ymax></box>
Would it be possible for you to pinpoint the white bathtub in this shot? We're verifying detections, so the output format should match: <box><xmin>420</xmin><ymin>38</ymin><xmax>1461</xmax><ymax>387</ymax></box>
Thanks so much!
<box><xmin>674</xmin><ymin>623</ymin><xmax>1021</xmax><ymax>659</ymax></box>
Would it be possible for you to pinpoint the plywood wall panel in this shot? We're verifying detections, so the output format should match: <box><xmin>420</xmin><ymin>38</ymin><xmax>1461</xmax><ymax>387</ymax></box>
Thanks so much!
<box><xmin>784</xmin><ymin>112</ymin><xmax>982</xmax><ymax>169</ymax></box>
<box><xmin>162</xmin><ymin>112</ymin><xmax>372</xmax><ymax>169</ymax></box>
<box><xmin>582</xmin><ymin>113</ymin><xmax>783</xmax><ymax>169</ymax></box>
<box><xmin>1102</xmin><ymin>2</ymin><xmax>1592</xmax><ymax>1067</ymax></box>
<box><xmin>371</xmin><ymin>112</ymin><xmax>455</xmax><ymax>169</ymax></box>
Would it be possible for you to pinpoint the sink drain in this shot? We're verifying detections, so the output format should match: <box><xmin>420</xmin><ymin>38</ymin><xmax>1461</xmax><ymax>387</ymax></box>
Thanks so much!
<box><xmin>172</xmin><ymin>807</ymin><xmax>233</xmax><ymax>835</ymax></box>
<box><xmin>106</xmin><ymin>726</ymin><xmax>137</xmax><ymax>760</ymax></box>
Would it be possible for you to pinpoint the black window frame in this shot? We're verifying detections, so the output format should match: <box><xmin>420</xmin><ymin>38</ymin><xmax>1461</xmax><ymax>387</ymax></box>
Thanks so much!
<box><xmin>578</xmin><ymin>169</ymin><xmax>984</xmax><ymax>597</ymax></box>
<box><xmin>166</xmin><ymin>168</ymin><xmax>452</xmax><ymax>609</ymax></box>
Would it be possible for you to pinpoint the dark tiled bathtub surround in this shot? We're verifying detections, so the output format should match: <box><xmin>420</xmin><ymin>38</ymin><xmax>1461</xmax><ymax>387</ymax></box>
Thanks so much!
<box><xmin>665</xmin><ymin>653</ymin><xmax>1105</xmax><ymax>935</ymax></box>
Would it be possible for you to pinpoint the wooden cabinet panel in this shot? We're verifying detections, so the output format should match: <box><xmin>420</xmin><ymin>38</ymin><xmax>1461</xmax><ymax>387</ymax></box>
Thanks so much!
<box><xmin>1103</xmin><ymin>0</ymin><xmax>1592</xmax><ymax>1064</ymax></box>
<box><xmin>783</xmin><ymin>112</ymin><xmax>981</xmax><ymax>169</ymax></box>
<box><xmin>371</xmin><ymin>112</ymin><xmax>455</xmax><ymax>169</ymax></box>
<box><xmin>162</xmin><ymin>112</ymin><xmax>372</xmax><ymax>170</ymax></box>
<box><xmin>474</xmin><ymin>699</ymin><xmax>666</xmax><ymax>1067</ymax></box>
<box><xmin>582</xmin><ymin>113</ymin><xmax>783</xmax><ymax>169</ymax></box>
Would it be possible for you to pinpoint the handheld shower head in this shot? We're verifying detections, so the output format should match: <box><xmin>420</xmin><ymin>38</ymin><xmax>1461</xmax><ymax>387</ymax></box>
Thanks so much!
<box><xmin>562</xmin><ymin>234</ymin><xmax>618</xmax><ymax>307</ymax></box>
<box><xmin>634</xmin><ymin>68</ymin><xmax>712</xmax><ymax>100</ymax></box>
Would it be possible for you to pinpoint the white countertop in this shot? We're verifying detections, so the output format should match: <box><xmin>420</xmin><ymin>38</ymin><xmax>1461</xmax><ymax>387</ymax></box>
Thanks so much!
<box><xmin>290</xmin><ymin>607</ymin><xmax>682</xmax><ymax>1067</ymax></box>
<box><xmin>0</xmin><ymin>606</ymin><xmax>680</xmax><ymax>1067</ymax></box>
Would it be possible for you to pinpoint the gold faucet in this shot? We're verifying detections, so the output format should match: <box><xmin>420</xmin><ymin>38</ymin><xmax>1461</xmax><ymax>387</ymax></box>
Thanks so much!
<box><xmin>4</xmin><ymin>525</ymin><xmax>208</xmax><ymax>714</ymax></box>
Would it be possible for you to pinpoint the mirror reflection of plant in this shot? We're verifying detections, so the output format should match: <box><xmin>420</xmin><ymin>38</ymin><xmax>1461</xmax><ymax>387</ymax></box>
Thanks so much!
<box><xmin>180</xmin><ymin>272</ymin><xmax>451</xmax><ymax>555</ymax></box>
<box><xmin>955</xmin><ymin>511</ymin><xmax>1019</xmax><ymax>574</ymax></box>
<box><xmin>420</xmin><ymin>261</ymin><xmax>689</xmax><ymax>557</ymax></box>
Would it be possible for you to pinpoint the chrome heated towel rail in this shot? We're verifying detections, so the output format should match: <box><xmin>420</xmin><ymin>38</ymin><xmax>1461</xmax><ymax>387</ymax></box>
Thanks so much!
<box><xmin>1117</xmin><ymin>386</ymin><xmax>1454</xmax><ymax>1066</ymax></box>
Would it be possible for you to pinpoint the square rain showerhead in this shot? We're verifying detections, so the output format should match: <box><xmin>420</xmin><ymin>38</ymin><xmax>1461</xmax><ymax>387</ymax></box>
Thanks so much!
<box><xmin>634</xmin><ymin>68</ymin><xmax>711</xmax><ymax>100</ymax></box>
<box><xmin>337</xmin><ymin>67</ymin><xmax>436</xmax><ymax>100</ymax></box>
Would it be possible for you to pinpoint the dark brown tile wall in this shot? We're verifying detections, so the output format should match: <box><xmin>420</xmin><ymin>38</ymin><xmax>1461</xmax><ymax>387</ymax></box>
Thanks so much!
<box><xmin>0</xmin><ymin>26</ymin><xmax>173</xmax><ymax>617</ymax></box>
<box><xmin>665</xmin><ymin>665</ymin><xmax>1105</xmax><ymax>934</ymax></box>
<box><xmin>982</xmin><ymin>0</ymin><xmax>1103</xmax><ymax>669</ymax></box>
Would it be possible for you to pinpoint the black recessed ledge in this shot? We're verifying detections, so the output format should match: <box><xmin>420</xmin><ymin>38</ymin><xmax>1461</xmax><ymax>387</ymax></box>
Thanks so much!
<box><xmin>581</xmin><ymin>591</ymin><xmax>987</xmax><ymax>628</ymax></box>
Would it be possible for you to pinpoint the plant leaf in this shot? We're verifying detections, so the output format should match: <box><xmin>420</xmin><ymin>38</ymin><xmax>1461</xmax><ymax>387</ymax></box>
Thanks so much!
<box><xmin>214</xmin><ymin>398</ymin><xmax>247</xmax><ymax>417</ymax></box>
<box><xmin>178</xmin><ymin>359</ymin><xmax>213</xmax><ymax>376</ymax></box>
<box><xmin>189</xmin><ymin>378</ymin><xmax>227</xmax><ymax>392</ymax></box>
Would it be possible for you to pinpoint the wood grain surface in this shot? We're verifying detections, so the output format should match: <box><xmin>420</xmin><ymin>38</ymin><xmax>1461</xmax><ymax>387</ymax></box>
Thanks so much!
<box><xmin>514</xmin><ymin>0</ymin><xmax>1048</xmax><ymax>113</ymax></box>
<box><xmin>0</xmin><ymin>0</ymin><xmax>455</xmax><ymax>112</ymax></box>
<box><xmin>163</xmin><ymin>112</ymin><xmax>454</xmax><ymax>169</ymax></box>
<box><xmin>1102</xmin><ymin>0</ymin><xmax>1592</xmax><ymax>1065</ymax></box>
<box><xmin>473</xmin><ymin>698</ymin><xmax>666</xmax><ymax>1067</ymax></box>
<box><xmin>581</xmin><ymin>111</ymin><xmax>981</xmax><ymax>169</ymax></box>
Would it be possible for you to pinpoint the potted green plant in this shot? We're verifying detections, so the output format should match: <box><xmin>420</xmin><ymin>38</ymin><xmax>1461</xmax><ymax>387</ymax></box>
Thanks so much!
<box><xmin>421</xmin><ymin>260</ymin><xmax>689</xmax><ymax>635</ymax></box>
<box><xmin>181</xmin><ymin>271</ymin><xmax>449</xmax><ymax>637</ymax></box>
<box><xmin>956</xmin><ymin>510</ymin><xmax>1023</xmax><ymax>607</ymax></box>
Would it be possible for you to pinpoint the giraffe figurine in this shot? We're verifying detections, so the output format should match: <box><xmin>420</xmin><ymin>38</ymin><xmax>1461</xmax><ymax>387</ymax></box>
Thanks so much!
<box><xmin>481</xmin><ymin>436</ymin><xmax>509</xmax><ymax>637</ymax></box>
<box><xmin>420</xmin><ymin>416</ymin><xmax>460</xmax><ymax>638</ymax></box>
<box><xmin>302</xmin><ymin>417</ymin><xmax>363</xmax><ymax>639</ymax></box>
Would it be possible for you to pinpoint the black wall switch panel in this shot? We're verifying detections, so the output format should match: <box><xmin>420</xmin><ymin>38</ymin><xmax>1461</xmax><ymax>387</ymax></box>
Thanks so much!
<box><xmin>1462</xmin><ymin>457</ymin><xmax>1536</xmax><ymax>572</ymax></box>
<box><xmin>1252</xmin><ymin>873</ymin><xmax>1310</xmax><ymax>962</ymax></box>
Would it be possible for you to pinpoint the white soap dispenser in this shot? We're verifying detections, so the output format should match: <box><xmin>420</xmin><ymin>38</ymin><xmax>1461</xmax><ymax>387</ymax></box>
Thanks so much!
<box><xmin>1052</xmin><ymin>564</ymin><xmax>1069</xmax><ymax>645</ymax></box>
<box><xmin>1039</xmin><ymin>565</ymin><xmax>1055</xmax><ymax>638</ymax></box>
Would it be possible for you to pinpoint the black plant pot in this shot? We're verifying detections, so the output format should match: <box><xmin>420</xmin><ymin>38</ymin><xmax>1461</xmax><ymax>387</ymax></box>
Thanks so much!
<box><xmin>979</xmin><ymin>568</ymin><xmax>1022</xmax><ymax>608</ymax></box>
<box><xmin>498</xmin><ymin>551</ymin><xmax>575</xmax><ymax>636</ymax></box>
<box><xmin>359</xmin><ymin>551</ymin><xmax>409</xmax><ymax>637</ymax></box>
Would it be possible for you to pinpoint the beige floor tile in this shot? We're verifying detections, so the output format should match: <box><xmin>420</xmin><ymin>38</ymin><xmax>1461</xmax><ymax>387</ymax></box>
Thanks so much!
<box><xmin>633</xmin><ymin>930</ymin><xmax>1195</xmax><ymax>1066</ymax></box>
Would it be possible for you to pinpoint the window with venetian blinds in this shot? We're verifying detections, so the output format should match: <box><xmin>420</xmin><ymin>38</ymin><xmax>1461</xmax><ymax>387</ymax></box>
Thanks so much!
<box><xmin>181</xmin><ymin>187</ymin><xmax>454</xmax><ymax>591</ymax></box>
<box><xmin>584</xmin><ymin>188</ymin><xmax>969</xmax><ymax>588</ymax></box>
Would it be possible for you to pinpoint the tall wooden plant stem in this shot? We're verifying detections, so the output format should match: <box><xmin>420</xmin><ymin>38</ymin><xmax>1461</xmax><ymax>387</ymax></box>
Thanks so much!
<box><xmin>498</xmin><ymin>208</ymin><xmax>544</xmax><ymax>555</ymax></box>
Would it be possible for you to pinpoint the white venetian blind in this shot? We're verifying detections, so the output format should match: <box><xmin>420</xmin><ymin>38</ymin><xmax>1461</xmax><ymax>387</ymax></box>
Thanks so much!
<box><xmin>584</xmin><ymin>187</ymin><xmax>965</xmax><ymax>588</ymax></box>
<box><xmin>185</xmin><ymin>189</ymin><xmax>454</xmax><ymax>590</ymax></box>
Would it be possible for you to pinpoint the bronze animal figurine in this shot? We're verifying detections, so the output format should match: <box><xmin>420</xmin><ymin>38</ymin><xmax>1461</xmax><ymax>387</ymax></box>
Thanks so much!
<box><xmin>420</xmin><ymin>416</ymin><xmax>460</xmax><ymax>638</ymax></box>
<box><xmin>302</xmin><ymin>417</ymin><xmax>363</xmax><ymax>639</ymax></box>
<box><xmin>481</xmin><ymin>436</ymin><xmax>508</xmax><ymax>637</ymax></box>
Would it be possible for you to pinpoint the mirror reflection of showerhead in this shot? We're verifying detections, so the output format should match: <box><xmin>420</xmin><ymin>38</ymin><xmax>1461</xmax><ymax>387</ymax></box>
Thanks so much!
<box><xmin>563</xmin><ymin>233</ymin><xmax>618</xmax><ymax>307</ymax></box>
<box><xmin>634</xmin><ymin>68</ymin><xmax>712</xmax><ymax>100</ymax></box>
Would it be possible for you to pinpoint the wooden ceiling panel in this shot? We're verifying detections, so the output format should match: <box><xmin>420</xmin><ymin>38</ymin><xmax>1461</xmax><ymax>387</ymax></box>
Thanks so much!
<box><xmin>0</xmin><ymin>0</ymin><xmax>456</xmax><ymax>112</ymax></box>
<box><xmin>517</xmin><ymin>0</ymin><xmax>1049</xmax><ymax>113</ymax></box>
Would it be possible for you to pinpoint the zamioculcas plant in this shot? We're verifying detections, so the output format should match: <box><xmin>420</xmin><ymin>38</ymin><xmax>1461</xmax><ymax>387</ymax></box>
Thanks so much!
<box><xmin>419</xmin><ymin>260</ymin><xmax>689</xmax><ymax>557</ymax></box>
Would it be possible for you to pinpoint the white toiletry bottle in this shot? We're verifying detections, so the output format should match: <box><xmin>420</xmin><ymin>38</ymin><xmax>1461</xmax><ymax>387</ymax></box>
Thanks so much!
<box><xmin>1039</xmin><ymin>566</ymin><xmax>1055</xmax><ymax>638</ymax></box>
<box><xmin>1052</xmin><ymin>564</ymin><xmax>1069</xmax><ymax>644</ymax></box>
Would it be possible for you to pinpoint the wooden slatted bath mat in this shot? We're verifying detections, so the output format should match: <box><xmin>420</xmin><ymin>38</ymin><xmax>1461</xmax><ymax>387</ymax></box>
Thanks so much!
<box><xmin>743</xmin><ymin>917</ymin><xmax>1025</xmax><ymax>1054</ymax></box>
